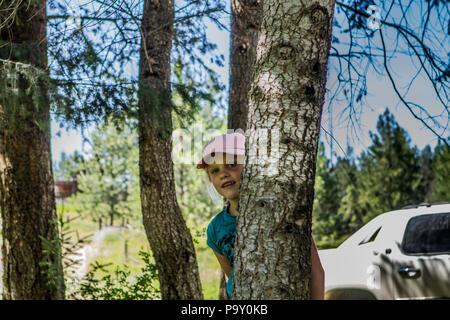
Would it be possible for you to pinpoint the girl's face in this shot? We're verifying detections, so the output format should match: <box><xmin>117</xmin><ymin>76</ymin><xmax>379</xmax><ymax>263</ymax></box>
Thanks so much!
<box><xmin>206</xmin><ymin>153</ymin><xmax>244</xmax><ymax>202</ymax></box>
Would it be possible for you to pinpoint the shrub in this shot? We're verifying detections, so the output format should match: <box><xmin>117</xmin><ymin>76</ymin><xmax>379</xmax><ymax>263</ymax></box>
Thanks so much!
<box><xmin>73</xmin><ymin>251</ymin><xmax>160</xmax><ymax>300</ymax></box>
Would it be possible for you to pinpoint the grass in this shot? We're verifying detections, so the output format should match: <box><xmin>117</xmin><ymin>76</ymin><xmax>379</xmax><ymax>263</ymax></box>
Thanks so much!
<box><xmin>81</xmin><ymin>231</ymin><xmax>222</xmax><ymax>299</ymax></box>
<box><xmin>58</xmin><ymin>205</ymin><xmax>223</xmax><ymax>300</ymax></box>
<box><xmin>196</xmin><ymin>238</ymin><xmax>222</xmax><ymax>300</ymax></box>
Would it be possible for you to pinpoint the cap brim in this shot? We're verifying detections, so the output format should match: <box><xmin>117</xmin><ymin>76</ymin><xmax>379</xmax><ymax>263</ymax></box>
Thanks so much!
<box><xmin>196</xmin><ymin>150</ymin><xmax>245</xmax><ymax>169</ymax></box>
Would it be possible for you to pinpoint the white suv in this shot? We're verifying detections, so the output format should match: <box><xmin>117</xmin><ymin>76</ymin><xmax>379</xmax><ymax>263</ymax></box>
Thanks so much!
<box><xmin>319</xmin><ymin>203</ymin><xmax>450</xmax><ymax>300</ymax></box>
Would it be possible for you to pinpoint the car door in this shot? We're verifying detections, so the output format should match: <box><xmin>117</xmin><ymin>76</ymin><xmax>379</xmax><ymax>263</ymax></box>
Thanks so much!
<box><xmin>391</xmin><ymin>212</ymin><xmax>450</xmax><ymax>299</ymax></box>
<box><xmin>339</xmin><ymin>221</ymin><xmax>392</xmax><ymax>299</ymax></box>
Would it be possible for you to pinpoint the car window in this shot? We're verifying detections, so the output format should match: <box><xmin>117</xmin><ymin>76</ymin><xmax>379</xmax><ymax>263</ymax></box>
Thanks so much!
<box><xmin>358</xmin><ymin>226</ymin><xmax>382</xmax><ymax>245</ymax></box>
<box><xmin>402</xmin><ymin>213</ymin><xmax>450</xmax><ymax>255</ymax></box>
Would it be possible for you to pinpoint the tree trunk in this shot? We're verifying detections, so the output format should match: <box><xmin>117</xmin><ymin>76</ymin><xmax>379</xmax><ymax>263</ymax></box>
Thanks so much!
<box><xmin>138</xmin><ymin>0</ymin><xmax>203</xmax><ymax>300</ymax></box>
<box><xmin>0</xmin><ymin>0</ymin><xmax>65</xmax><ymax>299</ymax></box>
<box><xmin>232</xmin><ymin>0</ymin><xmax>336</xmax><ymax>299</ymax></box>
<box><xmin>223</xmin><ymin>0</ymin><xmax>263</xmax><ymax>300</ymax></box>
<box><xmin>218</xmin><ymin>271</ymin><xmax>228</xmax><ymax>300</ymax></box>
<box><xmin>228</xmin><ymin>0</ymin><xmax>263</xmax><ymax>131</ymax></box>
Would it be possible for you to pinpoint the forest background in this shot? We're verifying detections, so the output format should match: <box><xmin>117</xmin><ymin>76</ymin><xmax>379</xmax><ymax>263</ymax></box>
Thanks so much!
<box><xmin>0</xmin><ymin>0</ymin><xmax>448</xmax><ymax>299</ymax></box>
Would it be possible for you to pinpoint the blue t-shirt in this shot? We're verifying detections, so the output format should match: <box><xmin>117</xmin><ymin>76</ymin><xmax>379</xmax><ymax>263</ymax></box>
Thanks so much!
<box><xmin>206</xmin><ymin>203</ymin><xmax>236</xmax><ymax>298</ymax></box>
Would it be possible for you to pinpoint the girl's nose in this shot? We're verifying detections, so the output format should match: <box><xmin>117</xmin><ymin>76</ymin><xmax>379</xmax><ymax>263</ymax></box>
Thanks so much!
<box><xmin>219</xmin><ymin>167</ymin><xmax>230</xmax><ymax>177</ymax></box>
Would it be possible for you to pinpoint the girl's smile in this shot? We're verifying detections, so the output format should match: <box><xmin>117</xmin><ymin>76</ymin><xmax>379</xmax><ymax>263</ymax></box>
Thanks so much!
<box><xmin>206</xmin><ymin>153</ymin><xmax>244</xmax><ymax>212</ymax></box>
<box><xmin>221</xmin><ymin>181</ymin><xmax>236</xmax><ymax>189</ymax></box>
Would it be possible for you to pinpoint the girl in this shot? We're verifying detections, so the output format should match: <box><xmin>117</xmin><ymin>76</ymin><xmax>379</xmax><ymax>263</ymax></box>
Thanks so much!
<box><xmin>196</xmin><ymin>132</ymin><xmax>325</xmax><ymax>299</ymax></box>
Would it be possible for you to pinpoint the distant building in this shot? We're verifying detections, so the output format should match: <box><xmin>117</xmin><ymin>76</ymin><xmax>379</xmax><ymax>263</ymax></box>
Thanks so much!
<box><xmin>55</xmin><ymin>179</ymin><xmax>78</xmax><ymax>200</ymax></box>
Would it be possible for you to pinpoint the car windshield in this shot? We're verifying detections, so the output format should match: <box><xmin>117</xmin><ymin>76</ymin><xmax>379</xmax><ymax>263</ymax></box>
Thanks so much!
<box><xmin>402</xmin><ymin>213</ymin><xmax>450</xmax><ymax>255</ymax></box>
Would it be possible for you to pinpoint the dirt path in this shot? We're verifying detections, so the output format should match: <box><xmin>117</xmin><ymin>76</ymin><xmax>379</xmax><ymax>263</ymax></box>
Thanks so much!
<box><xmin>66</xmin><ymin>226</ymin><xmax>123</xmax><ymax>282</ymax></box>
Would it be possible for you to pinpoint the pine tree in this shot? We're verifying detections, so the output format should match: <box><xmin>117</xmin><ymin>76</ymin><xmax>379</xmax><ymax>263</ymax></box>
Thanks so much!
<box><xmin>312</xmin><ymin>143</ymin><xmax>341</xmax><ymax>243</ymax></box>
<box><xmin>358</xmin><ymin>109</ymin><xmax>421</xmax><ymax>222</ymax></box>
<box><xmin>431</xmin><ymin>141</ymin><xmax>450</xmax><ymax>202</ymax></box>
<box><xmin>54</xmin><ymin>151</ymin><xmax>85</xmax><ymax>181</ymax></box>
<box><xmin>0</xmin><ymin>0</ymin><xmax>65</xmax><ymax>299</ymax></box>
<box><xmin>67</xmin><ymin>121</ymin><xmax>139</xmax><ymax>227</ymax></box>
<box><xmin>417</xmin><ymin>145</ymin><xmax>434</xmax><ymax>202</ymax></box>
<box><xmin>334</xmin><ymin>147</ymin><xmax>365</xmax><ymax>236</ymax></box>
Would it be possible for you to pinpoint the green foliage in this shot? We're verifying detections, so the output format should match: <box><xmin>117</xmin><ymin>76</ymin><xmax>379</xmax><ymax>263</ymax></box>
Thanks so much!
<box><xmin>47</xmin><ymin>0</ymin><xmax>226</xmax><ymax>129</ymax></box>
<box><xmin>334</xmin><ymin>147</ymin><xmax>365</xmax><ymax>234</ymax></box>
<box><xmin>57</xmin><ymin>212</ymin><xmax>93</xmax><ymax>295</ymax></box>
<box><xmin>38</xmin><ymin>219</ymin><xmax>65</xmax><ymax>297</ymax></box>
<box><xmin>0</xmin><ymin>0</ymin><xmax>26</xmax><ymax>30</ymax></box>
<box><xmin>172</xmin><ymin>93</ymin><xmax>228</xmax><ymax>229</ymax></box>
<box><xmin>39</xmin><ymin>212</ymin><xmax>94</xmax><ymax>298</ymax></box>
<box><xmin>431</xmin><ymin>141</ymin><xmax>450</xmax><ymax>201</ymax></box>
<box><xmin>54</xmin><ymin>150</ymin><xmax>85</xmax><ymax>181</ymax></box>
<box><xmin>62</xmin><ymin>120</ymin><xmax>140</xmax><ymax>226</ymax></box>
<box><xmin>170</xmin><ymin>57</ymin><xmax>229</xmax><ymax>227</ymax></box>
<box><xmin>73</xmin><ymin>251</ymin><xmax>160</xmax><ymax>300</ymax></box>
<box><xmin>358</xmin><ymin>109</ymin><xmax>421</xmax><ymax>221</ymax></box>
<box><xmin>0</xmin><ymin>59</ymin><xmax>52</xmax><ymax>133</ymax></box>
<box><xmin>416</xmin><ymin>145</ymin><xmax>434</xmax><ymax>201</ymax></box>
<box><xmin>315</xmin><ymin>235</ymin><xmax>349</xmax><ymax>250</ymax></box>
<box><xmin>312</xmin><ymin>143</ymin><xmax>341</xmax><ymax>242</ymax></box>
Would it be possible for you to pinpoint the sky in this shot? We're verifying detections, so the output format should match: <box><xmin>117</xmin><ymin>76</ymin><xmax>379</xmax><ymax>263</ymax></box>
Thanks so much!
<box><xmin>50</xmin><ymin>0</ymin><xmax>449</xmax><ymax>165</ymax></box>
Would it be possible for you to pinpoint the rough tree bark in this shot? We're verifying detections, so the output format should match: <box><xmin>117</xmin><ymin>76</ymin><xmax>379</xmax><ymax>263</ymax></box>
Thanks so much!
<box><xmin>0</xmin><ymin>0</ymin><xmax>65</xmax><ymax>299</ymax></box>
<box><xmin>232</xmin><ymin>0</ymin><xmax>336</xmax><ymax>299</ymax></box>
<box><xmin>228</xmin><ymin>0</ymin><xmax>263</xmax><ymax>132</ymax></box>
<box><xmin>138</xmin><ymin>0</ymin><xmax>203</xmax><ymax>299</ymax></box>
<box><xmin>222</xmin><ymin>0</ymin><xmax>263</xmax><ymax>301</ymax></box>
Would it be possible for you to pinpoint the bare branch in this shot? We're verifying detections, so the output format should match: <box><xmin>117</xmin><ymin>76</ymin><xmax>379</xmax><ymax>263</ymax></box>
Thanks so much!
<box><xmin>379</xmin><ymin>28</ymin><xmax>448</xmax><ymax>146</ymax></box>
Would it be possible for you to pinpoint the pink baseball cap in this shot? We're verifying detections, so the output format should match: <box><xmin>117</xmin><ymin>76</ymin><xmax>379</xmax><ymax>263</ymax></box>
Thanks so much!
<box><xmin>196</xmin><ymin>132</ymin><xmax>246</xmax><ymax>169</ymax></box>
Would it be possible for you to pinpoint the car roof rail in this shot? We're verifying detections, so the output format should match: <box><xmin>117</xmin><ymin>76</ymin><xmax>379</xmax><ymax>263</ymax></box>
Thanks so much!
<box><xmin>402</xmin><ymin>201</ymin><xmax>450</xmax><ymax>209</ymax></box>
<box><xmin>418</xmin><ymin>202</ymin><xmax>432</xmax><ymax>207</ymax></box>
<box><xmin>402</xmin><ymin>204</ymin><xmax>418</xmax><ymax>209</ymax></box>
